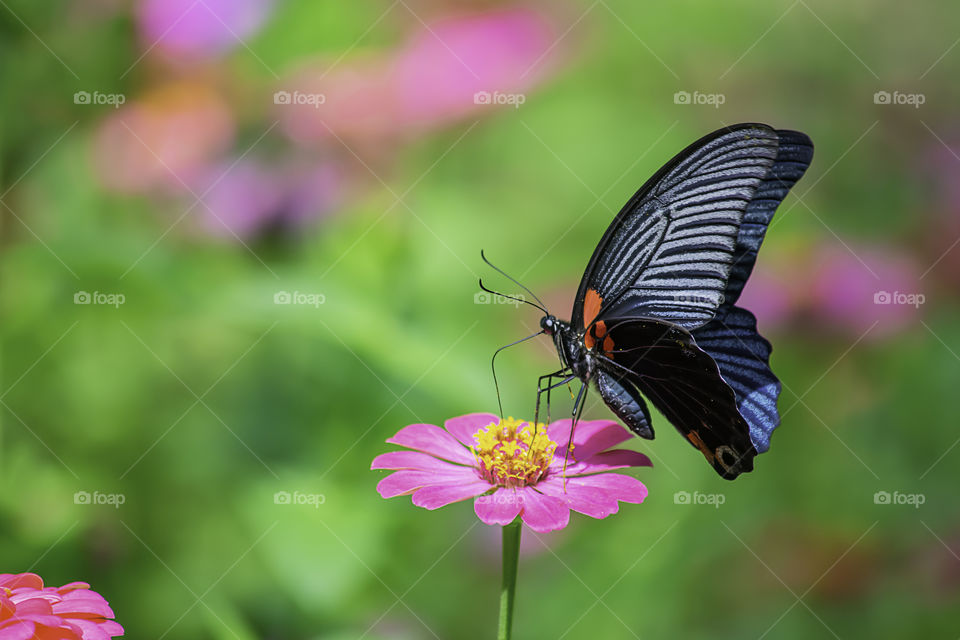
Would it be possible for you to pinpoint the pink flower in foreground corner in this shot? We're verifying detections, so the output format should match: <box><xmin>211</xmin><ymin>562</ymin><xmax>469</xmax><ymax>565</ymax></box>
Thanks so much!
<box><xmin>372</xmin><ymin>413</ymin><xmax>651</xmax><ymax>533</ymax></box>
<box><xmin>0</xmin><ymin>572</ymin><xmax>123</xmax><ymax>639</ymax></box>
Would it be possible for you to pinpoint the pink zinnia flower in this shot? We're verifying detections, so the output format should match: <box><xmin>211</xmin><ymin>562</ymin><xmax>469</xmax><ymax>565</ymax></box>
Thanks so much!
<box><xmin>372</xmin><ymin>413</ymin><xmax>651</xmax><ymax>533</ymax></box>
<box><xmin>0</xmin><ymin>572</ymin><xmax>123</xmax><ymax>639</ymax></box>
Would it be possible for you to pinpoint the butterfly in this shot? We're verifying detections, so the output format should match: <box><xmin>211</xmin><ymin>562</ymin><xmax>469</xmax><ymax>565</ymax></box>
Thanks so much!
<box><xmin>484</xmin><ymin>123</ymin><xmax>813</xmax><ymax>479</ymax></box>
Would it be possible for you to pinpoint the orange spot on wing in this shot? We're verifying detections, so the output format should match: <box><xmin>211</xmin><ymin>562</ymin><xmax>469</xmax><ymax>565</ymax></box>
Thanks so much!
<box><xmin>603</xmin><ymin>334</ymin><xmax>615</xmax><ymax>353</ymax></box>
<box><xmin>583</xmin><ymin>288</ymin><xmax>603</xmax><ymax>327</ymax></box>
<box><xmin>583</xmin><ymin>289</ymin><xmax>608</xmax><ymax>351</ymax></box>
<box><xmin>586</xmin><ymin>319</ymin><xmax>616</xmax><ymax>353</ymax></box>
<box><xmin>687</xmin><ymin>431</ymin><xmax>715</xmax><ymax>463</ymax></box>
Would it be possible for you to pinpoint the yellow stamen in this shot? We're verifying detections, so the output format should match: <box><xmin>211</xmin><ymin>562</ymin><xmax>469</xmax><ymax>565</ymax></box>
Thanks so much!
<box><xmin>472</xmin><ymin>417</ymin><xmax>558</xmax><ymax>488</ymax></box>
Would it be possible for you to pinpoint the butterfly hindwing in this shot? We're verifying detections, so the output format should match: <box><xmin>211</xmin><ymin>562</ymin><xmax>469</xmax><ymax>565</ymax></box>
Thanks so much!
<box><xmin>573</xmin><ymin>124</ymin><xmax>781</xmax><ymax>332</ymax></box>
<box><xmin>591</xmin><ymin>317</ymin><xmax>756</xmax><ymax>479</ymax></box>
<box><xmin>690</xmin><ymin>306</ymin><xmax>781</xmax><ymax>453</ymax></box>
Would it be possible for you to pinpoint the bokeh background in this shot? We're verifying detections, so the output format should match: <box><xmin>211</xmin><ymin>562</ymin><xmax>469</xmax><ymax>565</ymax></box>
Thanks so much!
<box><xmin>1</xmin><ymin>1</ymin><xmax>959</xmax><ymax>638</ymax></box>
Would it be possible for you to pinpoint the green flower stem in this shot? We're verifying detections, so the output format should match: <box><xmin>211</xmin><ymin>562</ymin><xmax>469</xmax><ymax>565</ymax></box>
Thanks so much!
<box><xmin>498</xmin><ymin>521</ymin><xmax>522</xmax><ymax>640</ymax></box>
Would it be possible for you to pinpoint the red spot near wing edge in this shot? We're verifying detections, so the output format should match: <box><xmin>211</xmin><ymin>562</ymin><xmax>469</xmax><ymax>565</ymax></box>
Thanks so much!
<box><xmin>687</xmin><ymin>431</ymin><xmax>715</xmax><ymax>463</ymax></box>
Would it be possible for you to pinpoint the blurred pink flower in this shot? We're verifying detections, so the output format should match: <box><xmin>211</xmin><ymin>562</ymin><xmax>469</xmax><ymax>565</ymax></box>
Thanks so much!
<box><xmin>192</xmin><ymin>159</ymin><xmax>285</xmax><ymax>237</ymax></box>
<box><xmin>136</xmin><ymin>0</ymin><xmax>273</xmax><ymax>60</ymax></box>
<box><xmin>279</xmin><ymin>8</ymin><xmax>558</xmax><ymax>144</ymax></box>
<box><xmin>372</xmin><ymin>413</ymin><xmax>650</xmax><ymax>533</ymax></box>
<box><xmin>92</xmin><ymin>81</ymin><xmax>234</xmax><ymax>194</ymax></box>
<box><xmin>810</xmin><ymin>243</ymin><xmax>923</xmax><ymax>337</ymax></box>
<box><xmin>189</xmin><ymin>158</ymin><xmax>343</xmax><ymax>238</ymax></box>
<box><xmin>738</xmin><ymin>267</ymin><xmax>806</xmax><ymax>331</ymax></box>
<box><xmin>0</xmin><ymin>572</ymin><xmax>123</xmax><ymax>639</ymax></box>
<box><xmin>393</xmin><ymin>8</ymin><xmax>556</xmax><ymax>129</ymax></box>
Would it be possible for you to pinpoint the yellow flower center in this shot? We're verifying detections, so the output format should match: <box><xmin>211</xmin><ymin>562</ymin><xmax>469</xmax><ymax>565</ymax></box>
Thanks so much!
<box><xmin>471</xmin><ymin>417</ymin><xmax>558</xmax><ymax>488</ymax></box>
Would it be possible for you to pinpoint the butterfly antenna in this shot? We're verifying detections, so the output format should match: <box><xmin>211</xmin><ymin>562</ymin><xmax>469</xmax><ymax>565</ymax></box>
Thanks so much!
<box><xmin>478</xmin><ymin>279</ymin><xmax>547</xmax><ymax>315</ymax></box>
<box><xmin>481</xmin><ymin>250</ymin><xmax>549</xmax><ymax>311</ymax></box>
<box><xmin>491</xmin><ymin>329</ymin><xmax>544</xmax><ymax>419</ymax></box>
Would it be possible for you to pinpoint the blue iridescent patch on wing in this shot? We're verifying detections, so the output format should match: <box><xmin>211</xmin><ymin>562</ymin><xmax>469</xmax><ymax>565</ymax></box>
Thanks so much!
<box><xmin>691</xmin><ymin>306</ymin><xmax>781</xmax><ymax>453</ymax></box>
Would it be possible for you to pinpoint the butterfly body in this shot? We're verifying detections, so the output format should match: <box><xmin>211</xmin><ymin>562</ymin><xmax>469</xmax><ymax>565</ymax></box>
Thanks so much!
<box><xmin>531</xmin><ymin>123</ymin><xmax>814</xmax><ymax>480</ymax></box>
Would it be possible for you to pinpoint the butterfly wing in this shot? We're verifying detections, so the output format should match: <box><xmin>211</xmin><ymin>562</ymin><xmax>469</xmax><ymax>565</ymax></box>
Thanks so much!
<box><xmin>690</xmin><ymin>306</ymin><xmax>780</xmax><ymax>453</ymax></box>
<box><xmin>572</xmin><ymin>124</ymin><xmax>782</xmax><ymax>333</ymax></box>
<box><xmin>590</xmin><ymin>317</ymin><xmax>756</xmax><ymax>479</ymax></box>
<box><xmin>724</xmin><ymin>129</ymin><xmax>814</xmax><ymax>306</ymax></box>
<box><xmin>688</xmin><ymin>130</ymin><xmax>812</xmax><ymax>452</ymax></box>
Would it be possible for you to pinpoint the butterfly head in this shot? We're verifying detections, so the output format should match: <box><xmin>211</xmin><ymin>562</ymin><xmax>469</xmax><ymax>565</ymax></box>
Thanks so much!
<box><xmin>539</xmin><ymin>314</ymin><xmax>558</xmax><ymax>336</ymax></box>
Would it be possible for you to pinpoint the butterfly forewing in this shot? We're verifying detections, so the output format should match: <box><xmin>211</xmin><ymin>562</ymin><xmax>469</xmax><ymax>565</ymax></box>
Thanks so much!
<box><xmin>723</xmin><ymin>129</ymin><xmax>814</xmax><ymax>306</ymax></box>
<box><xmin>572</xmin><ymin>124</ymin><xmax>780</xmax><ymax>332</ymax></box>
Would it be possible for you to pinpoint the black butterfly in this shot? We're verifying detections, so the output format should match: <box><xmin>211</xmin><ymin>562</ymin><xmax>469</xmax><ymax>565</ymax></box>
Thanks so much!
<box><xmin>485</xmin><ymin>123</ymin><xmax>813</xmax><ymax>479</ymax></box>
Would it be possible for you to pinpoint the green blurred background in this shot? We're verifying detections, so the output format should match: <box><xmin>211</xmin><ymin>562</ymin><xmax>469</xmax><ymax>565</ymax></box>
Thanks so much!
<box><xmin>1</xmin><ymin>1</ymin><xmax>959</xmax><ymax>638</ymax></box>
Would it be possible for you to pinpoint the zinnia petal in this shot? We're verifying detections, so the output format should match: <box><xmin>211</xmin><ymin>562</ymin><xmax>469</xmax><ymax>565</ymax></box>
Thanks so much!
<box><xmin>0</xmin><ymin>621</ymin><xmax>36</xmax><ymax>640</ymax></box>
<box><xmin>0</xmin><ymin>574</ymin><xmax>122</xmax><ymax>639</ymax></box>
<box><xmin>536</xmin><ymin>476</ymin><xmax>621</xmax><ymax>519</ymax></box>
<box><xmin>519</xmin><ymin>487</ymin><xmax>569</xmax><ymax>533</ymax></box>
<box><xmin>570</xmin><ymin>473</ymin><xmax>648</xmax><ymax>504</ymax></box>
<box><xmin>474</xmin><ymin>488</ymin><xmax>523</xmax><ymax>526</ymax></box>
<box><xmin>386</xmin><ymin>423</ymin><xmax>475</xmax><ymax>465</ymax></box>
<box><xmin>444</xmin><ymin>412</ymin><xmax>499</xmax><ymax>447</ymax></box>
<box><xmin>371</xmin><ymin>451</ymin><xmax>468</xmax><ymax>472</ymax></box>
<box><xmin>547</xmin><ymin>419</ymin><xmax>629</xmax><ymax>459</ymax></box>
<box><xmin>411</xmin><ymin>481</ymin><xmax>492</xmax><ymax>510</ymax></box>
<box><xmin>550</xmin><ymin>449</ymin><xmax>653</xmax><ymax>476</ymax></box>
<box><xmin>376</xmin><ymin>469</ymin><xmax>476</xmax><ymax>498</ymax></box>
<box><xmin>0</xmin><ymin>575</ymin><xmax>42</xmax><ymax>590</ymax></box>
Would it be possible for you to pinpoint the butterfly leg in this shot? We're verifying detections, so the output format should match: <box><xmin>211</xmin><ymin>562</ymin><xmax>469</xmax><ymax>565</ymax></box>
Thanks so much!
<box><xmin>534</xmin><ymin>370</ymin><xmax>574</xmax><ymax>428</ymax></box>
<box><xmin>561</xmin><ymin>381</ymin><xmax>589</xmax><ymax>489</ymax></box>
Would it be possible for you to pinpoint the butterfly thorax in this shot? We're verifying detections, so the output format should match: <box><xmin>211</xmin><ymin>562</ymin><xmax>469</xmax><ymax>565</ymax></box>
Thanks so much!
<box><xmin>551</xmin><ymin>320</ymin><xmax>592</xmax><ymax>381</ymax></box>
